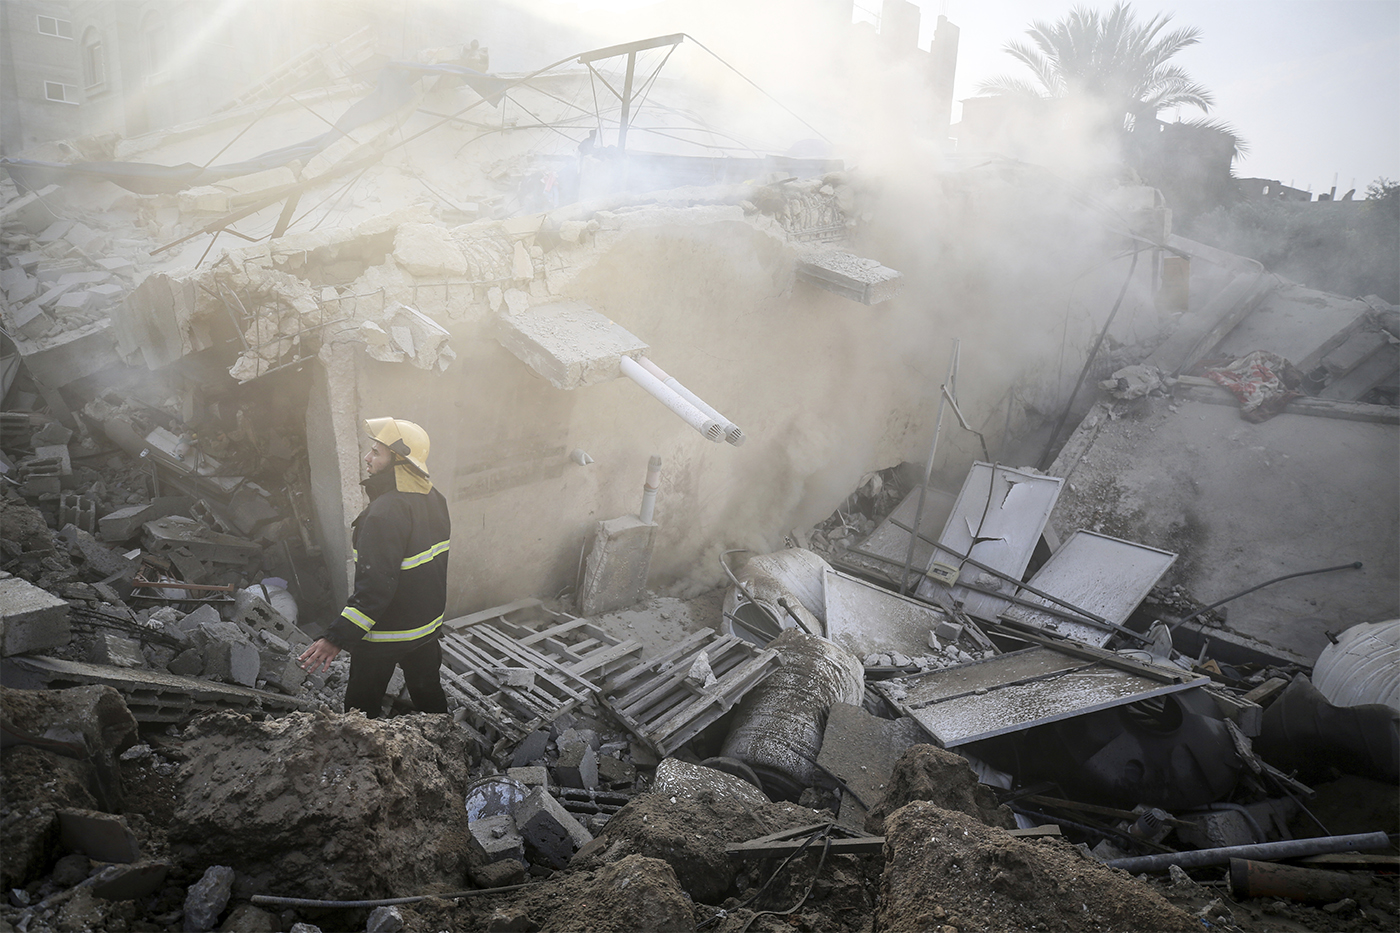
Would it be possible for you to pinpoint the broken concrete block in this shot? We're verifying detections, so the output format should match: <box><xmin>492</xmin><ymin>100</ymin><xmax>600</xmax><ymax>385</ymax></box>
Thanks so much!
<box><xmin>32</xmin><ymin>420</ymin><xmax>73</xmax><ymax>445</ymax></box>
<box><xmin>514</xmin><ymin>787</ymin><xmax>592</xmax><ymax>869</ymax></box>
<box><xmin>468</xmin><ymin>813</ymin><xmax>526</xmax><ymax>864</ymax></box>
<box><xmin>62</xmin><ymin>525</ymin><xmax>137</xmax><ymax>581</ymax></box>
<box><xmin>3</xmin><ymin>269</ymin><xmax>37</xmax><ymax>302</ymax></box>
<box><xmin>578</xmin><ymin>515</ymin><xmax>657</xmax><ymax>617</ymax></box>
<box><xmin>168</xmin><ymin>647</ymin><xmax>204</xmax><ymax>677</ymax></box>
<box><xmin>203</xmin><ymin>639</ymin><xmax>260</xmax><ymax>687</ymax></box>
<box><xmin>56</xmin><ymin>270</ymin><xmax>111</xmax><ymax>287</ymax></box>
<box><xmin>0</xmin><ymin>185</ymin><xmax>62</xmax><ymax>233</ymax></box>
<box><xmin>37</xmin><ymin>281</ymin><xmax>77</xmax><ymax>307</ymax></box>
<box><xmin>0</xmin><ymin>571</ymin><xmax>72</xmax><ymax>656</ymax></box>
<box><xmin>555</xmin><ymin>742</ymin><xmax>598</xmax><ymax>790</ymax></box>
<box><xmin>507</xmin><ymin>766</ymin><xmax>549</xmax><ymax>790</ymax></box>
<box><xmin>393</xmin><ymin>223</ymin><xmax>469</xmax><ymax>276</ymax></box>
<box><xmin>494</xmin><ymin>299</ymin><xmax>648</xmax><ymax>390</ymax></box>
<box><xmin>36</xmin><ymin>444</ymin><xmax>72</xmax><ymax>476</ymax></box>
<box><xmin>511</xmin><ymin>729</ymin><xmax>551</xmax><ymax>767</ymax></box>
<box><xmin>88</xmin><ymin>632</ymin><xmax>145</xmax><ymax>668</ymax></box>
<box><xmin>596</xmin><ymin>755</ymin><xmax>636</xmax><ymax>788</ymax></box>
<box><xmin>11</xmin><ymin>300</ymin><xmax>54</xmax><ymax>338</ymax></box>
<box><xmin>142</xmin><ymin>516</ymin><xmax>261</xmax><ymax>565</ymax></box>
<box><xmin>177</xmin><ymin>186</ymin><xmax>230</xmax><ymax>214</ymax></box>
<box><xmin>177</xmin><ymin>604</ymin><xmax>223</xmax><ymax>635</ymax></box>
<box><xmin>63</xmin><ymin>223</ymin><xmax>102</xmax><ymax>252</ymax></box>
<box><xmin>97</xmin><ymin>257</ymin><xmax>134</xmax><ymax>274</ymax></box>
<box><xmin>88</xmin><ymin>283</ymin><xmax>125</xmax><ymax>302</ymax></box>
<box><xmin>57</xmin><ymin>809</ymin><xmax>141</xmax><ymax>863</ymax></box>
<box><xmin>98</xmin><ymin>497</ymin><xmax>194</xmax><ymax>542</ymax></box>
<box><xmin>37</xmin><ymin>220</ymin><xmax>73</xmax><ymax>242</ymax></box>
<box><xmin>183</xmin><ymin>864</ymin><xmax>235</xmax><ymax>932</ymax></box>
<box><xmin>90</xmin><ymin>859</ymin><xmax>170</xmax><ymax>900</ymax></box>
<box><xmin>54</xmin><ymin>290</ymin><xmax>96</xmax><ymax>314</ymax></box>
<box><xmin>796</xmin><ymin>247</ymin><xmax>904</xmax><ymax>305</ymax></box>
<box><xmin>231</xmin><ymin>587</ymin><xmax>308</xmax><ymax>644</ymax></box>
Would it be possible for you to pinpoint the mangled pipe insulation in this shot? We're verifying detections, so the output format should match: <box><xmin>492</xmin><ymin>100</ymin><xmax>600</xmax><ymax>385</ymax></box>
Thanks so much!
<box><xmin>619</xmin><ymin>356</ymin><xmax>723</xmax><ymax>442</ymax></box>
<box><xmin>639</xmin><ymin>455</ymin><xmax>662</xmax><ymax>524</ymax></box>
<box><xmin>637</xmin><ymin>357</ymin><xmax>746</xmax><ymax>446</ymax></box>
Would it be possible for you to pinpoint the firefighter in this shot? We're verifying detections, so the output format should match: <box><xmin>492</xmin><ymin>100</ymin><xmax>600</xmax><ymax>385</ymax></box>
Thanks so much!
<box><xmin>298</xmin><ymin>418</ymin><xmax>451</xmax><ymax>717</ymax></box>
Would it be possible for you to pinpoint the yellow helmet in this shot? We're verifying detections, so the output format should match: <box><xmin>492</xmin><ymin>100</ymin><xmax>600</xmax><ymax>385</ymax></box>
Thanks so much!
<box><xmin>365</xmin><ymin>417</ymin><xmax>430</xmax><ymax>476</ymax></box>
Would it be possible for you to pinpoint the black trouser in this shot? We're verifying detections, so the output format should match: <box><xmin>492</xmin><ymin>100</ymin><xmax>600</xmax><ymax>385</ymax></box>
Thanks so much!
<box><xmin>343</xmin><ymin>635</ymin><xmax>449</xmax><ymax>718</ymax></box>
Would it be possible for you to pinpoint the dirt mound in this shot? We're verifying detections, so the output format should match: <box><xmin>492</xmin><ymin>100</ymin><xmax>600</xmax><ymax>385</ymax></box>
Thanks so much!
<box><xmin>576</xmin><ymin>790</ymin><xmax>827</xmax><ymax>903</ymax></box>
<box><xmin>865</xmin><ymin>744</ymin><xmax>1015</xmax><ymax>834</ymax></box>
<box><xmin>168</xmin><ymin>708</ymin><xmax>476</xmax><ymax>899</ymax></box>
<box><xmin>877</xmin><ymin>802</ymin><xmax>1197</xmax><ymax>932</ymax></box>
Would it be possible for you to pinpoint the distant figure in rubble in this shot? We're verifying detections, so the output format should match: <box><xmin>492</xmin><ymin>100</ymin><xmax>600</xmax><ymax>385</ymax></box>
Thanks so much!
<box><xmin>298</xmin><ymin>418</ymin><xmax>451</xmax><ymax>717</ymax></box>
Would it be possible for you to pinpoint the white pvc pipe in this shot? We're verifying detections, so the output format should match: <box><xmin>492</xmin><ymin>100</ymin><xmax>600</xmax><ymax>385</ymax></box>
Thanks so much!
<box><xmin>637</xmin><ymin>357</ymin><xmax>746</xmax><ymax>447</ymax></box>
<box><xmin>619</xmin><ymin>356</ymin><xmax>723</xmax><ymax>442</ymax></box>
<box><xmin>639</xmin><ymin>454</ymin><xmax>662</xmax><ymax>524</ymax></box>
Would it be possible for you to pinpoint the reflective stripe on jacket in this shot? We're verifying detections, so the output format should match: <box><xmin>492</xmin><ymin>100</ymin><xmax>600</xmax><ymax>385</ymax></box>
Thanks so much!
<box><xmin>327</xmin><ymin>469</ymin><xmax>451</xmax><ymax>648</ymax></box>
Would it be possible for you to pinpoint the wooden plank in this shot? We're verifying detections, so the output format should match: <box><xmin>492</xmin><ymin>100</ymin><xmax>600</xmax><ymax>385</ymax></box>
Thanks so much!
<box><xmin>1173</xmin><ymin>376</ymin><xmax>1399</xmax><ymax>424</ymax></box>
<box><xmin>442</xmin><ymin>598</ymin><xmax>543</xmax><ymax>631</ymax></box>
<box><xmin>604</xmin><ymin>629</ymin><xmax>714</xmax><ymax>692</ymax></box>
<box><xmin>1007</xmin><ymin>825</ymin><xmax>1063</xmax><ymax>838</ymax></box>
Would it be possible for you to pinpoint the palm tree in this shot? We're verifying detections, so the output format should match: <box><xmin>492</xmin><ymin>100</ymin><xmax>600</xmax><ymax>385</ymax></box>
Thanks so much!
<box><xmin>977</xmin><ymin>2</ymin><xmax>1213</xmax><ymax>127</ymax></box>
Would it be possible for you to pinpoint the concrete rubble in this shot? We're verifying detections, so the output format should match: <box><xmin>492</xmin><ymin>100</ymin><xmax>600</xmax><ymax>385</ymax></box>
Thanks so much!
<box><xmin>1</xmin><ymin>10</ymin><xmax>1397</xmax><ymax>933</ymax></box>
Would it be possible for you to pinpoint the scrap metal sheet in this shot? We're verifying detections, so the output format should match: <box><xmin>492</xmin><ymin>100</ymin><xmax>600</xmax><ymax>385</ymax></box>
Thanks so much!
<box><xmin>1004</xmin><ymin>530</ymin><xmax>1177</xmax><ymax>646</ymax></box>
<box><xmin>872</xmin><ymin>646</ymin><xmax>1208</xmax><ymax>747</ymax></box>
<box><xmin>916</xmin><ymin>463</ymin><xmax>1063</xmax><ymax>619</ymax></box>
<box><xmin>823</xmin><ymin>568</ymin><xmax>946</xmax><ymax>658</ymax></box>
<box><xmin>849</xmin><ymin>485</ymin><xmax>957</xmax><ymax>580</ymax></box>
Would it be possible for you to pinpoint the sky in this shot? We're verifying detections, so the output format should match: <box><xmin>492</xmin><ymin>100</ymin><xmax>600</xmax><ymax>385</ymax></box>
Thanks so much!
<box><xmin>544</xmin><ymin>0</ymin><xmax>1400</xmax><ymax>197</ymax></box>
<box><xmin>920</xmin><ymin>0</ymin><xmax>1400</xmax><ymax>195</ymax></box>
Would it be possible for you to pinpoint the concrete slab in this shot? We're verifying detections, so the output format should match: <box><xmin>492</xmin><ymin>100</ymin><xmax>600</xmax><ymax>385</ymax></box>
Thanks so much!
<box><xmin>816</xmin><ymin>702</ymin><xmax>927</xmax><ymax>827</ymax></box>
<box><xmin>1214</xmin><ymin>283</ymin><xmax>1371</xmax><ymax>366</ymax></box>
<box><xmin>495</xmin><ymin>299</ymin><xmax>648</xmax><ymax>390</ymax></box>
<box><xmin>579</xmin><ymin>515</ymin><xmax>657</xmax><ymax>617</ymax></box>
<box><xmin>1049</xmin><ymin>397</ymin><xmax>1399</xmax><ymax>659</ymax></box>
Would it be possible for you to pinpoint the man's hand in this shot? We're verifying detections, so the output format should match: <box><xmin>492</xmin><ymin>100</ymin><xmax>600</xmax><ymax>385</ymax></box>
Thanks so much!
<box><xmin>299</xmin><ymin>637</ymin><xmax>342</xmax><ymax>674</ymax></box>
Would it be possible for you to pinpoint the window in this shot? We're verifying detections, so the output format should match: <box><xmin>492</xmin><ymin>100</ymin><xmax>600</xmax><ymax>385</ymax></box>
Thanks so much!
<box><xmin>82</xmin><ymin>29</ymin><xmax>105</xmax><ymax>88</ymax></box>
<box><xmin>36</xmin><ymin>15</ymin><xmax>74</xmax><ymax>39</ymax></box>
<box><xmin>44</xmin><ymin>81</ymin><xmax>78</xmax><ymax>104</ymax></box>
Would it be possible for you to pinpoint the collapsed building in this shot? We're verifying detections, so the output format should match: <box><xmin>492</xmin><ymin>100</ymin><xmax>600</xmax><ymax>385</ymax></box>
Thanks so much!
<box><xmin>2</xmin><ymin>8</ymin><xmax>1398</xmax><ymax>933</ymax></box>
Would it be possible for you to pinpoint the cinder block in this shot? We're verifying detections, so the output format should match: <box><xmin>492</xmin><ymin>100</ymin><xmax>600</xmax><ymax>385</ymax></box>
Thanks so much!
<box><xmin>514</xmin><ymin>787</ymin><xmax>592</xmax><ymax>869</ymax></box>
<box><xmin>554</xmin><ymin>742</ymin><xmax>597</xmax><ymax>790</ymax></box>
<box><xmin>54</xmin><ymin>290</ymin><xmax>95</xmax><ymax>313</ymax></box>
<box><xmin>0</xmin><ymin>572</ymin><xmax>71</xmax><ymax>656</ymax></box>
<box><xmin>177</xmin><ymin>604</ymin><xmax>222</xmax><ymax>635</ymax></box>
<box><xmin>467</xmin><ymin>813</ymin><xmax>525</xmax><ymax>864</ymax></box>
<box><xmin>35</xmin><ymin>444</ymin><xmax>72</xmax><ymax>476</ymax></box>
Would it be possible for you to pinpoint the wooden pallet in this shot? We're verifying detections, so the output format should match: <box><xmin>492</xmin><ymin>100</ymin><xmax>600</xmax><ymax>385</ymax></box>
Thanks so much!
<box><xmin>490</xmin><ymin>613</ymin><xmax>644</xmax><ymax>682</ymax></box>
<box><xmin>438</xmin><ymin>621</ymin><xmax>599</xmax><ymax>744</ymax></box>
<box><xmin>601</xmin><ymin>630</ymin><xmax>780</xmax><ymax>758</ymax></box>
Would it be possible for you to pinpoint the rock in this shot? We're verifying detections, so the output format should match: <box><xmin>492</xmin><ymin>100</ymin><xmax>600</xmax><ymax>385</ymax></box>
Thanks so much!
<box><xmin>218</xmin><ymin>903</ymin><xmax>277</xmax><ymax>932</ymax></box>
<box><xmin>470</xmin><ymin>858</ymin><xmax>527</xmax><ymax>889</ymax></box>
<box><xmin>183</xmin><ymin>864</ymin><xmax>235</xmax><ymax>932</ymax></box>
<box><xmin>365</xmin><ymin>905</ymin><xmax>404</xmax><ymax>933</ymax></box>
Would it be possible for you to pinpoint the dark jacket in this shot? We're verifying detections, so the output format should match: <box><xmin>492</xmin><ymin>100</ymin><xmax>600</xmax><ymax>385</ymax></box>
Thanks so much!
<box><xmin>326</xmin><ymin>468</ymin><xmax>451</xmax><ymax>648</ymax></box>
